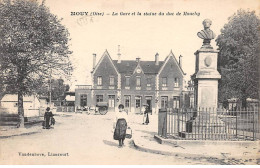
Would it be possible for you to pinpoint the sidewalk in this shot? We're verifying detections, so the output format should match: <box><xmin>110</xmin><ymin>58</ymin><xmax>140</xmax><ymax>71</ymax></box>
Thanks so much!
<box><xmin>0</xmin><ymin>112</ymin><xmax>71</xmax><ymax>139</ymax></box>
<box><xmin>0</xmin><ymin>116</ymin><xmax>45</xmax><ymax>138</ymax></box>
<box><xmin>0</xmin><ymin>126</ymin><xmax>42</xmax><ymax>139</ymax></box>
<box><xmin>129</xmin><ymin>113</ymin><xmax>260</xmax><ymax>164</ymax></box>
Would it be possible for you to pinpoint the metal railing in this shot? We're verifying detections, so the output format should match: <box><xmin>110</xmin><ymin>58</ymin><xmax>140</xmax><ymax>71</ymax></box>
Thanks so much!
<box><xmin>158</xmin><ymin>107</ymin><xmax>259</xmax><ymax>141</ymax></box>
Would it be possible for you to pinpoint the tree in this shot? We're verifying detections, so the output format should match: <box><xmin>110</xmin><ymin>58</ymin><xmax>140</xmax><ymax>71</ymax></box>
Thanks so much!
<box><xmin>216</xmin><ymin>9</ymin><xmax>260</xmax><ymax>107</ymax></box>
<box><xmin>36</xmin><ymin>78</ymin><xmax>70</xmax><ymax>102</ymax></box>
<box><xmin>0</xmin><ymin>0</ymin><xmax>73</xmax><ymax>127</ymax></box>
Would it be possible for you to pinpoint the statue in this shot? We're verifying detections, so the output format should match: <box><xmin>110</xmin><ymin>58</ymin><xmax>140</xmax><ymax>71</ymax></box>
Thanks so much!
<box><xmin>197</xmin><ymin>19</ymin><xmax>216</xmax><ymax>47</ymax></box>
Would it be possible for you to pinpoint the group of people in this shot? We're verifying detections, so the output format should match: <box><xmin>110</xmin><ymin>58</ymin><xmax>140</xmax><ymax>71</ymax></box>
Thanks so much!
<box><xmin>113</xmin><ymin>103</ymin><xmax>150</xmax><ymax>147</ymax></box>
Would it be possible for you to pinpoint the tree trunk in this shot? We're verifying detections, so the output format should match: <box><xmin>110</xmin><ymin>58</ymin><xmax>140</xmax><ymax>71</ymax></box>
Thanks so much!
<box><xmin>17</xmin><ymin>90</ymin><xmax>24</xmax><ymax>128</ymax></box>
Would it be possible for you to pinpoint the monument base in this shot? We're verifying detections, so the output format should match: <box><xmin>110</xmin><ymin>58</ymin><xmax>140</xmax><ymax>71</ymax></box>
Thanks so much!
<box><xmin>179</xmin><ymin>110</ymin><xmax>228</xmax><ymax>140</ymax></box>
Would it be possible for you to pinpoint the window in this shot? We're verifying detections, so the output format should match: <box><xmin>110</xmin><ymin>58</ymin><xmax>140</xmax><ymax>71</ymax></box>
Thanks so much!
<box><xmin>162</xmin><ymin>77</ymin><xmax>167</xmax><ymax>87</ymax></box>
<box><xmin>136</xmin><ymin>76</ymin><xmax>141</xmax><ymax>86</ymax></box>
<box><xmin>80</xmin><ymin>94</ymin><xmax>87</xmax><ymax>107</ymax></box>
<box><xmin>173</xmin><ymin>96</ymin><xmax>180</xmax><ymax>109</ymax></box>
<box><xmin>96</xmin><ymin>95</ymin><xmax>103</xmax><ymax>103</ymax></box>
<box><xmin>135</xmin><ymin>96</ymin><xmax>141</xmax><ymax>108</ymax></box>
<box><xmin>174</xmin><ymin>78</ymin><xmax>179</xmax><ymax>87</ymax></box>
<box><xmin>109</xmin><ymin>76</ymin><xmax>115</xmax><ymax>86</ymax></box>
<box><xmin>125</xmin><ymin>96</ymin><xmax>130</xmax><ymax>108</ymax></box>
<box><xmin>161</xmin><ymin>96</ymin><xmax>168</xmax><ymax>108</ymax></box>
<box><xmin>146</xmin><ymin>78</ymin><xmax>151</xmax><ymax>87</ymax></box>
<box><xmin>125</xmin><ymin>76</ymin><xmax>130</xmax><ymax>86</ymax></box>
<box><xmin>97</xmin><ymin>76</ymin><xmax>102</xmax><ymax>86</ymax></box>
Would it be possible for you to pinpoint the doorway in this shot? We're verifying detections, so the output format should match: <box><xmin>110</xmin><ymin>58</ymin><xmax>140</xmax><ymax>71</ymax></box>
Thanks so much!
<box><xmin>108</xmin><ymin>95</ymin><xmax>115</xmax><ymax>112</ymax></box>
<box><xmin>135</xmin><ymin>96</ymin><xmax>142</xmax><ymax>114</ymax></box>
<box><xmin>124</xmin><ymin>95</ymin><xmax>131</xmax><ymax>112</ymax></box>
<box><xmin>145</xmin><ymin>96</ymin><xmax>152</xmax><ymax>114</ymax></box>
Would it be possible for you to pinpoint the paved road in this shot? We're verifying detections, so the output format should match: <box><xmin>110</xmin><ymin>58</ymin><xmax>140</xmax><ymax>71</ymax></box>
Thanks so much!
<box><xmin>0</xmin><ymin>112</ymin><xmax>217</xmax><ymax>165</ymax></box>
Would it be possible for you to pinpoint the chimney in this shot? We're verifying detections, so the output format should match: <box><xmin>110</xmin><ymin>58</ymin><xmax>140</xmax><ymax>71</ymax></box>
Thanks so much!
<box><xmin>136</xmin><ymin>57</ymin><xmax>140</xmax><ymax>63</ymax></box>
<box><xmin>179</xmin><ymin>55</ymin><xmax>183</xmax><ymax>68</ymax></box>
<box><xmin>93</xmin><ymin>53</ymin><xmax>96</xmax><ymax>70</ymax></box>
<box><xmin>155</xmin><ymin>53</ymin><xmax>159</xmax><ymax>65</ymax></box>
<box><xmin>117</xmin><ymin>45</ymin><xmax>121</xmax><ymax>63</ymax></box>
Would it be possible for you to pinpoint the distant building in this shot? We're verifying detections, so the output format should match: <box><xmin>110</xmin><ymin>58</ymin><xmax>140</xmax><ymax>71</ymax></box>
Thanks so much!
<box><xmin>76</xmin><ymin>49</ymin><xmax>186</xmax><ymax>114</ymax></box>
<box><xmin>55</xmin><ymin>91</ymin><xmax>75</xmax><ymax>112</ymax></box>
<box><xmin>39</xmin><ymin>96</ymin><xmax>48</xmax><ymax>115</ymax></box>
<box><xmin>75</xmin><ymin>85</ymin><xmax>92</xmax><ymax>109</ymax></box>
<box><xmin>0</xmin><ymin>94</ymin><xmax>43</xmax><ymax>117</ymax></box>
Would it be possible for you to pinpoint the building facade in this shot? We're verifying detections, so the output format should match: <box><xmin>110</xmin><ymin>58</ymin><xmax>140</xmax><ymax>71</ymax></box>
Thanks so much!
<box><xmin>0</xmin><ymin>94</ymin><xmax>43</xmax><ymax>117</ymax></box>
<box><xmin>76</xmin><ymin>50</ymin><xmax>186</xmax><ymax>114</ymax></box>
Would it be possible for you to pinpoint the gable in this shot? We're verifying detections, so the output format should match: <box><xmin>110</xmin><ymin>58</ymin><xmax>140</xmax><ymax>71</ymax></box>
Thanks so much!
<box><xmin>133</xmin><ymin>63</ymin><xmax>144</xmax><ymax>74</ymax></box>
<box><xmin>158</xmin><ymin>51</ymin><xmax>185</xmax><ymax>76</ymax></box>
<box><xmin>160</xmin><ymin>57</ymin><xmax>183</xmax><ymax>77</ymax></box>
<box><xmin>93</xmin><ymin>50</ymin><xmax>119</xmax><ymax>76</ymax></box>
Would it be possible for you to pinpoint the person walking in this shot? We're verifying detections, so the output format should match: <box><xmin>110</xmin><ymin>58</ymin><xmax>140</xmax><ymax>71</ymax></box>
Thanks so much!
<box><xmin>144</xmin><ymin>105</ymin><xmax>149</xmax><ymax>125</ymax></box>
<box><xmin>43</xmin><ymin>107</ymin><xmax>54</xmax><ymax>129</ymax></box>
<box><xmin>141</xmin><ymin>105</ymin><xmax>146</xmax><ymax>124</ymax></box>
<box><xmin>113</xmin><ymin>104</ymin><xmax>128</xmax><ymax>147</ymax></box>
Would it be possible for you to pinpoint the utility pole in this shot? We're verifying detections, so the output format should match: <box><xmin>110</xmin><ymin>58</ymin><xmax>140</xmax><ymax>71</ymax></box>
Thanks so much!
<box><xmin>49</xmin><ymin>52</ymin><xmax>53</xmax><ymax>108</ymax></box>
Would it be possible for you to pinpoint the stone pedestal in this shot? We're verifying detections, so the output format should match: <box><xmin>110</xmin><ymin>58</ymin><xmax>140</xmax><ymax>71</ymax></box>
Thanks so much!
<box><xmin>180</xmin><ymin>47</ymin><xmax>224</xmax><ymax>139</ymax></box>
<box><xmin>194</xmin><ymin>47</ymin><xmax>221</xmax><ymax>108</ymax></box>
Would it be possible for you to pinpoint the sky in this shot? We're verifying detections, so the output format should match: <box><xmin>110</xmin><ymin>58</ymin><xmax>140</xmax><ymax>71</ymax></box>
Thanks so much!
<box><xmin>45</xmin><ymin>0</ymin><xmax>259</xmax><ymax>90</ymax></box>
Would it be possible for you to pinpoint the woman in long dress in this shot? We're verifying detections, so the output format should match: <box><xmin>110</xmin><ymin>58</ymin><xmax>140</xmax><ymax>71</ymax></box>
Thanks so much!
<box><xmin>113</xmin><ymin>104</ymin><xmax>128</xmax><ymax>147</ymax></box>
<box><xmin>43</xmin><ymin>107</ymin><xmax>54</xmax><ymax>129</ymax></box>
<box><xmin>144</xmin><ymin>106</ymin><xmax>149</xmax><ymax>125</ymax></box>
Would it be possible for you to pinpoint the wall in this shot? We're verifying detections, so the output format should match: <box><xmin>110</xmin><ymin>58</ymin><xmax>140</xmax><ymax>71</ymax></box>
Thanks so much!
<box><xmin>93</xmin><ymin>55</ymin><xmax>118</xmax><ymax>90</ymax></box>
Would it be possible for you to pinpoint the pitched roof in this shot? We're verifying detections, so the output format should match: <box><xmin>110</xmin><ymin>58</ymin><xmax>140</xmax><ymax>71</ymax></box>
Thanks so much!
<box><xmin>158</xmin><ymin>51</ymin><xmax>185</xmax><ymax>75</ymax></box>
<box><xmin>113</xmin><ymin>60</ymin><xmax>164</xmax><ymax>74</ymax></box>
<box><xmin>93</xmin><ymin>50</ymin><xmax>120</xmax><ymax>75</ymax></box>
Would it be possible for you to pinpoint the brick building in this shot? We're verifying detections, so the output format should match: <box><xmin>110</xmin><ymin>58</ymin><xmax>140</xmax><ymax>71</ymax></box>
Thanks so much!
<box><xmin>75</xmin><ymin>49</ymin><xmax>186</xmax><ymax>114</ymax></box>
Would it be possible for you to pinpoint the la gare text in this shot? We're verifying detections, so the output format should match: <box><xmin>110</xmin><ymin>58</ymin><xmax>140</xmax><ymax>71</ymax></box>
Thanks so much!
<box><xmin>71</xmin><ymin>11</ymin><xmax>200</xmax><ymax>16</ymax></box>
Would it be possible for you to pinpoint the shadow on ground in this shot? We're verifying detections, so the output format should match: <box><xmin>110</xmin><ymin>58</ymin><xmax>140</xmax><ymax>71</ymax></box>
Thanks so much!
<box><xmin>103</xmin><ymin>140</ymin><xmax>119</xmax><ymax>147</ymax></box>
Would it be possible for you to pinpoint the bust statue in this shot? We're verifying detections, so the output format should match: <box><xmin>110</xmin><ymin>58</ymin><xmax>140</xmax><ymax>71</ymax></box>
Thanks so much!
<box><xmin>197</xmin><ymin>19</ymin><xmax>216</xmax><ymax>47</ymax></box>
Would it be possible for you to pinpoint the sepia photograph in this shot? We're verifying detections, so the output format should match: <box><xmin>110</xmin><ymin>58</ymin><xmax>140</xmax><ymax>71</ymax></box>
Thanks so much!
<box><xmin>0</xmin><ymin>0</ymin><xmax>259</xmax><ymax>166</ymax></box>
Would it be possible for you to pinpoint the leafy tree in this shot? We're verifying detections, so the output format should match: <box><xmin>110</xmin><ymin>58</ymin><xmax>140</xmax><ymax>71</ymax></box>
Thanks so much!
<box><xmin>37</xmin><ymin>78</ymin><xmax>70</xmax><ymax>102</ymax></box>
<box><xmin>216</xmin><ymin>9</ymin><xmax>260</xmax><ymax>107</ymax></box>
<box><xmin>0</xmin><ymin>0</ymin><xmax>73</xmax><ymax>127</ymax></box>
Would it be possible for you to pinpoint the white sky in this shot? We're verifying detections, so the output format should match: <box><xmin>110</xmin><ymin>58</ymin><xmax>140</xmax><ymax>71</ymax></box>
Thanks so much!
<box><xmin>45</xmin><ymin>0</ymin><xmax>259</xmax><ymax>90</ymax></box>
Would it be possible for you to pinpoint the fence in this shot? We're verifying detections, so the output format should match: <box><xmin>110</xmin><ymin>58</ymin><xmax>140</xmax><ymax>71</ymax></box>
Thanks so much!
<box><xmin>56</xmin><ymin>106</ymin><xmax>75</xmax><ymax>112</ymax></box>
<box><xmin>158</xmin><ymin>107</ymin><xmax>259</xmax><ymax>141</ymax></box>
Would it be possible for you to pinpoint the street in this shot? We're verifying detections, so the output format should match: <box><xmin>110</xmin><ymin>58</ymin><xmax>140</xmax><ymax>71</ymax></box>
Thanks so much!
<box><xmin>0</xmin><ymin>112</ymin><xmax>239</xmax><ymax>165</ymax></box>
